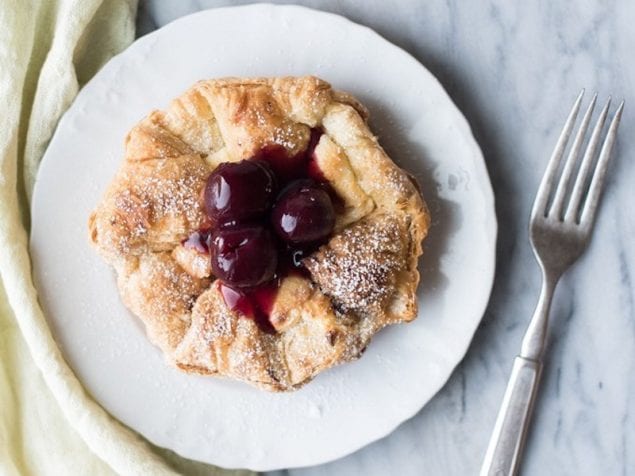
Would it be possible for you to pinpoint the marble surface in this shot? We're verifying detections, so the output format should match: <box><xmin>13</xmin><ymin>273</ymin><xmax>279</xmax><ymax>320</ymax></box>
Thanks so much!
<box><xmin>136</xmin><ymin>1</ymin><xmax>635</xmax><ymax>475</ymax></box>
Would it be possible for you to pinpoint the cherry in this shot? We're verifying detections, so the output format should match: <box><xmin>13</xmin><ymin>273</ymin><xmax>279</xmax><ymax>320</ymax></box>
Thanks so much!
<box><xmin>271</xmin><ymin>180</ymin><xmax>335</xmax><ymax>244</ymax></box>
<box><xmin>203</xmin><ymin>160</ymin><xmax>275</xmax><ymax>224</ymax></box>
<box><xmin>209</xmin><ymin>225</ymin><xmax>277</xmax><ymax>287</ymax></box>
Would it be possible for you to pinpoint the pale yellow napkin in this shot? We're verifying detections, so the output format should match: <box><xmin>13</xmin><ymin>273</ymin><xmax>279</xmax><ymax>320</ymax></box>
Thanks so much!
<box><xmin>0</xmin><ymin>1</ymin><xmax>252</xmax><ymax>474</ymax></box>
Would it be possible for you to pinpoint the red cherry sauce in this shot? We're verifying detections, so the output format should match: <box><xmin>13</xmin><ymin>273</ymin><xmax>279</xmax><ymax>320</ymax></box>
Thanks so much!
<box><xmin>253</xmin><ymin>127</ymin><xmax>324</xmax><ymax>184</ymax></box>
<box><xmin>218</xmin><ymin>281</ymin><xmax>277</xmax><ymax>334</ymax></box>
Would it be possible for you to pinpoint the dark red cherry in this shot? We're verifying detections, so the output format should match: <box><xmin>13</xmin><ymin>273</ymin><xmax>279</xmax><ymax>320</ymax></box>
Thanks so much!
<box><xmin>203</xmin><ymin>160</ymin><xmax>275</xmax><ymax>223</ymax></box>
<box><xmin>210</xmin><ymin>225</ymin><xmax>277</xmax><ymax>287</ymax></box>
<box><xmin>271</xmin><ymin>180</ymin><xmax>335</xmax><ymax>244</ymax></box>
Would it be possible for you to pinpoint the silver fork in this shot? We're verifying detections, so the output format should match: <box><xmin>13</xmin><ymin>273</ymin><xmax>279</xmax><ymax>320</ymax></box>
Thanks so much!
<box><xmin>480</xmin><ymin>91</ymin><xmax>624</xmax><ymax>476</ymax></box>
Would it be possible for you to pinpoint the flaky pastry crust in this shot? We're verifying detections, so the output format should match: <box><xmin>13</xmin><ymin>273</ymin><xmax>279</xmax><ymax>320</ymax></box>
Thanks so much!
<box><xmin>89</xmin><ymin>76</ymin><xmax>430</xmax><ymax>391</ymax></box>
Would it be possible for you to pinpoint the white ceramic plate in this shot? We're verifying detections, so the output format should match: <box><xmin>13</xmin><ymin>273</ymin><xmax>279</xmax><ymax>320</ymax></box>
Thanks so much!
<box><xmin>30</xmin><ymin>4</ymin><xmax>496</xmax><ymax>471</ymax></box>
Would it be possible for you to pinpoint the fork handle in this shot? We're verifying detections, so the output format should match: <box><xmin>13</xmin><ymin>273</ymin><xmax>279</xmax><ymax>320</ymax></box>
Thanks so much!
<box><xmin>480</xmin><ymin>356</ymin><xmax>543</xmax><ymax>476</ymax></box>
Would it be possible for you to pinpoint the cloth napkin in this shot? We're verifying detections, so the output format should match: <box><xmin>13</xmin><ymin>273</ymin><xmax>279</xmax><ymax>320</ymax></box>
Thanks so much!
<box><xmin>0</xmin><ymin>1</ymin><xmax>252</xmax><ymax>474</ymax></box>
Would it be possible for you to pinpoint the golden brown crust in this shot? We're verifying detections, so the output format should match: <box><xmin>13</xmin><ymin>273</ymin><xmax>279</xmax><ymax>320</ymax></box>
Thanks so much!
<box><xmin>88</xmin><ymin>154</ymin><xmax>210</xmax><ymax>261</ymax></box>
<box><xmin>89</xmin><ymin>76</ymin><xmax>430</xmax><ymax>391</ymax></box>
<box><xmin>116</xmin><ymin>252</ymin><xmax>210</xmax><ymax>354</ymax></box>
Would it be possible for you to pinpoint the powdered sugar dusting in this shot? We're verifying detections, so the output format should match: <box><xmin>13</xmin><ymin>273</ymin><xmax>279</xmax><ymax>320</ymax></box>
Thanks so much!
<box><xmin>272</xmin><ymin>123</ymin><xmax>308</xmax><ymax>151</ymax></box>
<box><xmin>147</xmin><ymin>254</ymin><xmax>201</xmax><ymax>316</ymax></box>
<box><xmin>305</xmin><ymin>215</ymin><xmax>405</xmax><ymax>314</ymax></box>
<box><xmin>122</xmin><ymin>158</ymin><xmax>206</xmax><ymax>225</ymax></box>
<box><xmin>104</xmin><ymin>156</ymin><xmax>208</xmax><ymax>255</ymax></box>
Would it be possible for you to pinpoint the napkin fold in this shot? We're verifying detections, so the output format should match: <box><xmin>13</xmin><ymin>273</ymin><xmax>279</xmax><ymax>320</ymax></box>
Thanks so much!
<box><xmin>0</xmin><ymin>1</ymin><xmax>251</xmax><ymax>474</ymax></box>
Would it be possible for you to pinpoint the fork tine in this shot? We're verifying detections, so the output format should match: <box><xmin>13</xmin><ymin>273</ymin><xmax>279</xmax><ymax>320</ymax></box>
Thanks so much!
<box><xmin>564</xmin><ymin>97</ymin><xmax>612</xmax><ymax>222</ymax></box>
<box><xmin>550</xmin><ymin>93</ymin><xmax>597</xmax><ymax>219</ymax></box>
<box><xmin>578</xmin><ymin>100</ymin><xmax>624</xmax><ymax>225</ymax></box>
<box><xmin>531</xmin><ymin>90</ymin><xmax>584</xmax><ymax>219</ymax></box>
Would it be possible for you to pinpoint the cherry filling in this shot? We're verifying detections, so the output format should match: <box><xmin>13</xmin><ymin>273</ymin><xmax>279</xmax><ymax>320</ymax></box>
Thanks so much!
<box><xmin>186</xmin><ymin>128</ymin><xmax>337</xmax><ymax>333</ymax></box>
<box><xmin>218</xmin><ymin>281</ymin><xmax>278</xmax><ymax>334</ymax></box>
<box><xmin>254</xmin><ymin>128</ymin><xmax>323</xmax><ymax>182</ymax></box>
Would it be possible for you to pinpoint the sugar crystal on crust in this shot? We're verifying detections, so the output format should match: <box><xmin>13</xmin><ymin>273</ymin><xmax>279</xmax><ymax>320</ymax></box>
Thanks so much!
<box><xmin>303</xmin><ymin>214</ymin><xmax>408</xmax><ymax>315</ymax></box>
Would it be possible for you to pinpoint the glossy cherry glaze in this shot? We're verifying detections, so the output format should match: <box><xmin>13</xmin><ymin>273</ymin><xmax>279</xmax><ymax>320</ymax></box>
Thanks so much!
<box><xmin>254</xmin><ymin>128</ymin><xmax>323</xmax><ymax>183</ymax></box>
<box><xmin>218</xmin><ymin>281</ymin><xmax>277</xmax><ymax>334</ymax></box>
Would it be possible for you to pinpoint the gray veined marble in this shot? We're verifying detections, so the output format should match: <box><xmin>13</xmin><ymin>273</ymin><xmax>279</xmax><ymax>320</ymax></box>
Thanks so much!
<box><xmin>136</xmin><ymin>1</ymin><xmax>635</xmax><ymax>475</ymax></box>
